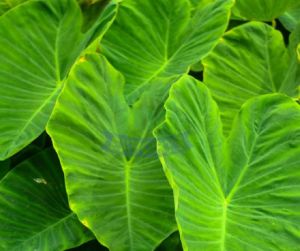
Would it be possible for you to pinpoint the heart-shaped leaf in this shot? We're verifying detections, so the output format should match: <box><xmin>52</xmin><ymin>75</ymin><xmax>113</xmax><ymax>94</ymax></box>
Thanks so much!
<box><xmin>203</xmin><ymin>22</ymin><xmax>299</xmax><ymax>135</ymax></box>
<box><xmin>155</xmin><ymin>76</ymin><xmax>300</xmax><ymax>251</ymax></box>
<box><xmin>47</xmin><ymin>54</ymin><xmax>176</xmax><ymax>251</ymax></box>
<box><xmin>100</xmin><ymin>0</ymin><xmax>233</xmax><ymax>102</ymax></box>
<box><xmin>0</xmin><ymin>148</ymin><xmax>92</xmax><ymax>250</ymax></box>
<box><xmin>0</xmin><ymin>0</ymin><xmax>117</xmax><ymax>160</ymax></box>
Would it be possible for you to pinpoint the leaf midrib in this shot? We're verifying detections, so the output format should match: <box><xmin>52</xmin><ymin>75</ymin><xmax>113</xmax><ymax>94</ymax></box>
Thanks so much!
<box><xmin>128</xmin><ymin>1</ymin><xmax>225</xmax><ymax>100</ymax></box>
<box><xmin>226</xmin><ymin>131</ymin><xmax>259</xmax><ymax>202</ymax></box>
<box><xmin>218</xmin><ymin>124</ymin><xmax>260</xmax><ymax>250</ymax></box>
<box><xmin>263</xmin><ymin>26</ymin><xmax>277</xmax><ymax>93</ymax></box>
<box><xmin>121</xmin><ymin>95</ymin><xmax>166</xmax><ymax>245</ymax></box>
<box><xmin>4</xmin><ymin>86</ymin><xmax>61</xmax><ymax>158</ymax></box>
<box><xmin>122</xmin><ymin>115</ymin><xmax>157</xmax><ymax>246</ymax></box>
<box><xmin>3</xmin><ymin>10</ymin><xmax>66</xmax><ymax>159</ymax></box>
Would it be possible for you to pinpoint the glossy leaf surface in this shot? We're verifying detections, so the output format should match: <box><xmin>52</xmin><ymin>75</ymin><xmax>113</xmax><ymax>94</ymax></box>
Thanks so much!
<box><xmin>155</xmin><ymin>76</ymin><xmax>300</xmax><ymax>251</ymax></box>
<box><xmin>101</xmin><ymin>0</ymin><xmax>233</xmax><ymax>102</ymax></box>
<box><xmin>47</xmin><ymin>54</ymin><xmax>176</xmax><ymax>251</ymax></box>
<box><xmin>0</xmin><ymin>0</ymin><xmax>117</xmax><ymax>160</ymax></box>
<box><xmin>203</xmin><ymin>22</ymin><xmax>299</xmax><ymax>134</ymax></box>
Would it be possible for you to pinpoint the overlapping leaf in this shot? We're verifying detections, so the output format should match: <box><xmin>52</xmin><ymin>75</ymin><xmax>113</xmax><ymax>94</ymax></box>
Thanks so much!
<box><xmin>101</xmin><ymin>0</ymin><xmax>233</xmax><ymax>102</ymax></box>
<box><xmin>280</xmin><ymin>2</ymin><xmax>300</xmax><ymax>31</ymax></box>
<box><xmin>0</xmin><ymin>0</ymin><xmax>117</xmax><ymax>160</ymax></box>
<box><xmin>203</xmin><ymin>22</ymin><xmax>300</xmax><ymax>134</ymax></box>
<box><xmin>0</xmin><ymin>148</ymin><xmax>92</xmax><ymax>250</ymax></box>
<box><xmin>47</xmin><ymin>54</ymin><xmax>176</xmax><ymax>251</ymax></box>
<box><xmin>232</xmin><ymin>0</ymin><xmax>298</xmax><ymax>21</ymax></box>
<box><xmin>155</xmin><ymin>76</ymin><xmax>300</xmax><ymax>251</ymax></box>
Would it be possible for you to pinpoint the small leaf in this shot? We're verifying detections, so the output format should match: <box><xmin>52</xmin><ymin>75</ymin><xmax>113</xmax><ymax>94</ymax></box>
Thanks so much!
<box><xmin>279</xmin><ymin>2</ymin><xmax>300</xmax><ymax>31</ymax></box>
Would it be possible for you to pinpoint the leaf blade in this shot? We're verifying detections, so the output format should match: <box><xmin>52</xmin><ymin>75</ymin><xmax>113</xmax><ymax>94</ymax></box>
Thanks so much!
<box><xmin>156</xmin><ymin>77</ymin><xmax>300</xmax><ymax>250</ymax></box>
<box><xmin>101</xmin><ymin>0</ymin><xmax>233</xmax><ymax>102</ymax></box>
<box><xmin>0</xmin><ymin>148</ymin><xmax>92</xmax><ymax>250</ymax></box>
<box><xmin>203</xmin><ymin>22</ymin><xmax>298</xmax><ymax>135</ymax></box>
<box><xmin>47</xmin><ymin>54</ymin><xmax>176</xmax><ymax>251</ymax></box>
<box><xmin>0</xmin><ymin>0</ymin><xmax>117</xmax><ymax>160</ymax></box>
<box><xmin>232</xmin><ymin>0</ymin><xmax>297</xmax><ymax>21</ymax></box>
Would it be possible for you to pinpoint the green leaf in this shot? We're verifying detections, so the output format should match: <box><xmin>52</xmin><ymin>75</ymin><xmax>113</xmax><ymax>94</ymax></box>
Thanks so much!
<box><xmin>0</xmin><ymin>0</ymin><xmax>117</xmax><ymax>160</ymax></box>
<box><xmin>0</xmin><ymin>0</ymin><xmax>27</xmax><ymax>15</ymax></box>
<box><xmin>0</xmin><ymin>148</ymin><xmax>92</xmax><ymax>250</ymax></box>
<box><xmin>190</xmin><ymin>61</ymin><xmax>203</xmax><ymax>73</ymax></box>
<box><xmin>155</xmin><ymin>76</ymin><xmax>300</xmax><ymax>251</ymax></box>
<box><xmin>188</xmin><ymin>0</ymin><xmax>215</xmax><ymax>10</ymax></box>
<box><xmin>203</xmin><ymin>22</ymin><xmax>299</xmax><ymax>135</ymax></box>
<box><xmin>279</xmin><ymin>3</ymin><xmax>300</xmax><ymax>31</ymax></box>
<box><xmin>0</xmin><ymin>159</ymin><xmax>10</xmax><ymax>180</ymax></box>
<box><xmin>100</xmin><ymin>0</ymin><xmax>233</xmax><ymax>102</ymax></box>
<box><xmin>155</xmin><ymin>232</ymin><xmax>183</xmax><ymax>251</ymax></box>
<box><xmin>232</xmin><ymin>0</ymin><xmax>297</xmax><ymax>21</ymax></box>
<box><xmin>47</xmin><ymin>54</ymin><xmax>176</xmax><ymax>251</ymax></box>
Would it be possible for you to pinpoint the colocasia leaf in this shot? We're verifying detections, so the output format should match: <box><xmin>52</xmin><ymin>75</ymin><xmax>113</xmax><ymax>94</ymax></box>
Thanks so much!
<box><xmin>0</xmin><ymin>149</ymin><xmax>92</xmax><ymax>250</ymax></box>
<box><xmin>100</xmin><ymin>0</ymin><xmax>234</xmax><ymax>102</ymax></box>
<box><xmin>203</xmin><ymin>22</ymin><xmax>300</xmax><ymax>135</ymax></box>
<box><xmin>279</xmin><ymin>2</ymin><xmax>300</xmax><ymax>32</ymax></box>
<box><xmin>0</xmin><ymin>0</ymin><xmax>117</xmax><ymax>160</ymax></box>
<box><xmin>0</xmin><ymin>0</ymin><xmax>27</xmax><ymax>15</ymax></box>
<box><xmin>47</xmin><ymin>54</ymin><xmax>176</xmax><ymax>251</ymax></box>
<box><xmin>155</xmin><ymin>76</ymin><xmax>300</xmax><ymax>251</ymax></box>
<box><xmin>232</xmin><ymin>0</ymin><xmax>298</xmax><ymax>21</ymax></box>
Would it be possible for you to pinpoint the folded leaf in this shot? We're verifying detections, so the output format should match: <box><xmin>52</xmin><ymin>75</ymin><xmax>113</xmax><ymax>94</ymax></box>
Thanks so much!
<box><xmin>47</xmin><ymin>54</ymin><xmax>176</xmax><ymax>251</ymax></box>
<box><xmin>203</xmin><ymin>22</ymin><xmax>299</xmax><ymax>134</ymax></box>
<box><xmin>100</xmin><ymin>0</ymin><xmax>233</xmax><ymax>102</ymax></box>
<box><xmin>0</xmin><ymin>148</ymin><xmax>92</xmax><ymax>250</ymax></box>
<box><xmin>232</xmin><ymin>0</ymin><xmax>297</xmax><ymax>21</ymax></box>
<box><xmin>0</xmin><ymin>0</ymin><xmax>117</xmax><ymax>160</ymax></box>
<box><xmin>155</xmin><ymin>76</ymin><xmax>300</xmax><ymax>251</ymax></box>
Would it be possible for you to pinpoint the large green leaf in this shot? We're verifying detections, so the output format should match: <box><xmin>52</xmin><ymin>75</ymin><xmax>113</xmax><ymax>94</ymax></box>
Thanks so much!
<box><xmin>0</xmin><ymin>0</ymin><xmax>117</xmax><ymax>160</ymax></box>
<box><xmin>47</xmin><ymin>54</ymin><xmax>176</xmax><ymax>251</ymax></box>
<box><xmin>203</xmin><ymin>21</ymin><xmax>299</xmax><ymax>135</ymax></box>
<box><xmin>0</xmin><ymin>148</ymin><xmax>92</xmax><ymax>250</ymax></box>
<box><xmin>232</xmin><ymin>0</ymin><xmax>297</xmax><ymax>21</ymax></box>
<box><xmin>155</xmin><ymin>76</ymin><xmax>300</xmax><ymax>251</ymax></box>
<box><xmin>100</xmin><ymin>0</ymin><xmax>233</xmax><ymax>102</ymax></box>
